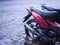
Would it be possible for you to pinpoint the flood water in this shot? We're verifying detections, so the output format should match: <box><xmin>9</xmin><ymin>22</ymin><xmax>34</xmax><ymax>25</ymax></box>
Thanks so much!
<box><xmin>0</xmin><ymin>0</ymin><xmax>41</xmax><ymax>45</ymax></box>
<box><xmin>0</xmin><ymin>0</ymin><xmax>60</xmax><ymax>45</ymax></box>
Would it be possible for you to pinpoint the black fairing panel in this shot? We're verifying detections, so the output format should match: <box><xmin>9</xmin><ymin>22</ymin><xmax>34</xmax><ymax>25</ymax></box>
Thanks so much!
<box><xmin>31</xmin><ymin>8</ymin><xmax>59</xmax><ymax>22</ymax></box>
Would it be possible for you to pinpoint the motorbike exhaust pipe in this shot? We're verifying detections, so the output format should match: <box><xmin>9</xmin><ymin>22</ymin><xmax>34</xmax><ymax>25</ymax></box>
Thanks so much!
<box><xmin>24</xmin><ymin>24</ymin><xmax>52</xmax><ymax>41</ymax></box>
<box><xmin>24</xmin><ymin>24</ymin><xmax>41</xmax><ymax>37</ymax></box>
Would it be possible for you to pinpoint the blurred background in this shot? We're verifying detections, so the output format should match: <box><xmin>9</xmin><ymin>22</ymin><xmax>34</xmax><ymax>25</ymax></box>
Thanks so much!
<box><xmin>0</xmin><ymin>0</ymin><xmax>60</xmax><ymax>45</ymax></box>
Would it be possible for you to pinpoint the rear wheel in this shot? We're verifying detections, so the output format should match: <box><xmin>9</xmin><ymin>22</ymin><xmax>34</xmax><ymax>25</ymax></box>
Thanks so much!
<box><xmin>26</xmin><ymin>19</ymin><xmax>40</xmax><ymax>38</ymax></box>
<box><xmin>24</xmin><ymin>19</ymin><xmax>40</xmax><ymax>45</ymax></box>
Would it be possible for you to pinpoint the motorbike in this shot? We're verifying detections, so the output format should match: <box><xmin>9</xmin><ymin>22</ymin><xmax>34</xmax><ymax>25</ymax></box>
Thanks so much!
<box><xmin>23</xmin><ymin>5</ymin><xmax>60</xmax><ymax>45</ymax></box>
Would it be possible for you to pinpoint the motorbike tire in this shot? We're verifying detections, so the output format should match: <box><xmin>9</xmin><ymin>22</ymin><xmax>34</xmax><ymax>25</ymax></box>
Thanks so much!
<box><xmin>26</xmin><ymin>19</ymin><xmax>41</xmax><ymax>38</ymax></box>
<box><xmin>24</xmin><ymin>19</ymin><xmax>40</xmax><ymax>45</ymax></box>
<box><xmin>26</xmin><ymin>19</ymin><xmax>37</xmax><ymax>37</ymax></box>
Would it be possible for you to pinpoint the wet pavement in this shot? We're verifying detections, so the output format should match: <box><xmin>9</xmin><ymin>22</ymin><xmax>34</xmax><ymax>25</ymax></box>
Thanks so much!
<box><xmin>0</xmin><ymin>0</ymin><xmax>60</xmax><ymax>45</ymax></box>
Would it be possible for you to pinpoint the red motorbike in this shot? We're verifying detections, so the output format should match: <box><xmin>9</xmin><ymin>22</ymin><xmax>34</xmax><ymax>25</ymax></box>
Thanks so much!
<box><xmin>23</xmin><ymin>5</ymin><xmax>60</xmax><ymax>45</ymax></box>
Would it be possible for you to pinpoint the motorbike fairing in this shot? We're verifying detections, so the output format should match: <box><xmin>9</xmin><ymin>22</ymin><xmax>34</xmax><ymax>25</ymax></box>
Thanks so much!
<box><xmin>32</xmin><ymin>11</ymin><xmax>48</xmax><ymax>28</ymax></box>
<box><xmin>31</xmin><ymin>11</ymin><xmax>60</xmax><ymax>28</ymax></box>
<box><xmin>31</xmin><ymin>7</ymin><xmax>59</xmax><ymax>22</ymax></box>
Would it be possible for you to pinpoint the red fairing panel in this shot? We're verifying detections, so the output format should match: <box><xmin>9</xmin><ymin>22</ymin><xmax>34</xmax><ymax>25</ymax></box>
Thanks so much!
<box><xmin>47</xmin><ymin>20</ymin><xmax>60</xmax><ymax>28</ymax></box>
<box><xmin>32</xmin><ymin>11</ymin><xmax>48</xmax><ymax>28</ymax></box>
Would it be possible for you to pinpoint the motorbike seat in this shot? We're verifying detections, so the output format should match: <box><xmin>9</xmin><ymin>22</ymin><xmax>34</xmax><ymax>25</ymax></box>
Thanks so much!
<box><xmin>41</xmin><ymin>5</ymin><xmax>60</xmax><ymax>13</ymax></box>
<box><xmin>31</xmin><ymin>8</ymin><xmax>60</xmax><ymax>21</ymax></box>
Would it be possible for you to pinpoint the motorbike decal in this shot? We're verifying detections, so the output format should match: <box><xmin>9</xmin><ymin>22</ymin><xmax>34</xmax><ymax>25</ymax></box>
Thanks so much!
<box><xmin>47</xmin><ymin>20</ymin><xmax>60</xmax><ymax>28</ymax></box>
<box><xmin>32</xmin><ymin>11</ymin><xmax>48</xmax><ymax>28</ymax></box>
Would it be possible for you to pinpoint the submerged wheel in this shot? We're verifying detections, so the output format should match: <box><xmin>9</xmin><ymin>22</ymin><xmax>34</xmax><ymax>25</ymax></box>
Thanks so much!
<box><xmin>26</xmin><ymin>19</ymin><xmax>39</xmax><ymax>38</ymax></box>
<box><xmin>26</xmin><ymin>19</ymin><xmax>43</xmax><ymax>38</ymax></box>
<box><xmin>24</xmin><ymin>19</ymin><xmax>40</xmax><ymax>45</ymax></box>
